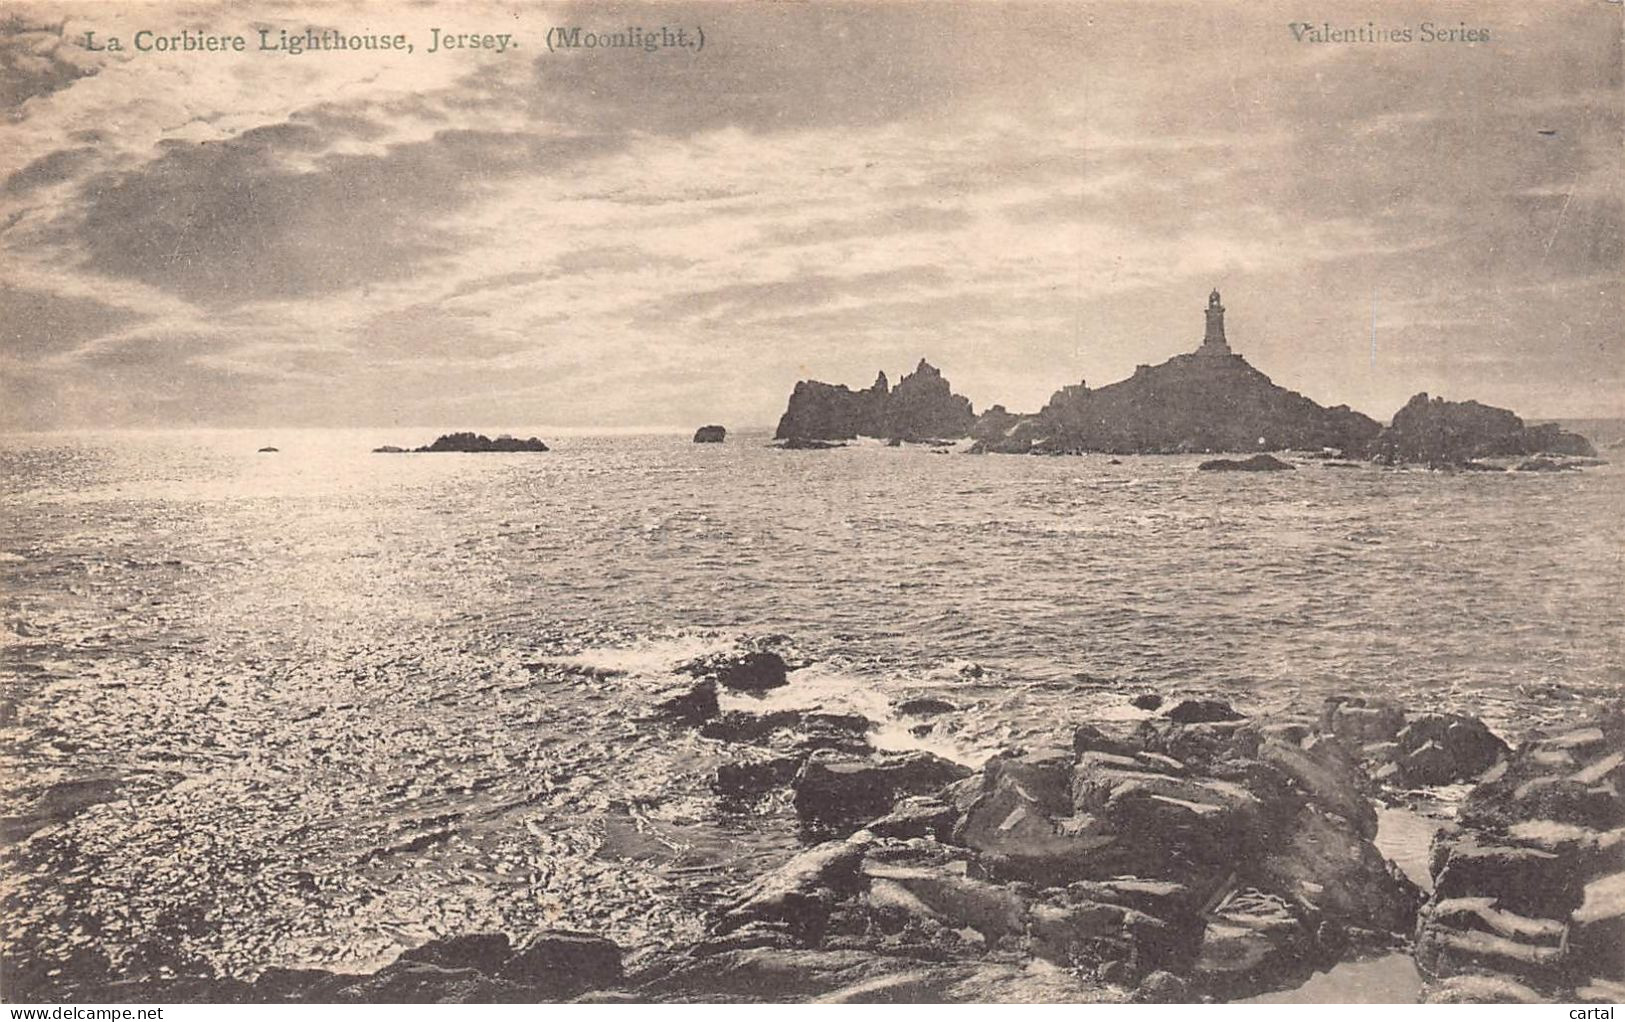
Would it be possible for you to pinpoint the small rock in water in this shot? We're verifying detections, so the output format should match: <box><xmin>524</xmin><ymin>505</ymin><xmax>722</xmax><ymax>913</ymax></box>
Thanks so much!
<box><xmin>1131</xmin><ymin>693</ymin><xmax>1163</xmax><ymax>711</ymax></box>
<box><xmin>651</xmin><ymin>678</ymin><xmax>719</xmax><ymax>725</ymax></box>
<box><xmin>896</xmin><ymin>697</ymin><xmax>957</xmax><ymax>717</ymax></box>
<box><xmin>681</xmin><ymin>651</ymin><xmax>789</xmax><ymax>693</ymax></box>
<box><xmin>1197</xmin><ymin>454</ymin><xmax>1294</xmax><ymax>472</ymax></box>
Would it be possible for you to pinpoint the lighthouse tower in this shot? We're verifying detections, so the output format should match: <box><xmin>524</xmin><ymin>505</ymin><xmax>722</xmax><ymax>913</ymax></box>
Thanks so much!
<box><xmin>1201</xmin><ymin>289</ymin><xmax>1229</xmax><ymax>352</ymax></box>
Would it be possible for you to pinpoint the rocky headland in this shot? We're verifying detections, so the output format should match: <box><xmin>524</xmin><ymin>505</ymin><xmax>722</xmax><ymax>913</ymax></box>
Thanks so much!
<box><xmin>769</xmin><ymin>292</ymin><xmax>1599</xmax><ymax>466</ymax></box>
<box><xmin>40</xmin><ymin>645</ymin><xmax>1615</xmax><ymax>1004</ymax></box>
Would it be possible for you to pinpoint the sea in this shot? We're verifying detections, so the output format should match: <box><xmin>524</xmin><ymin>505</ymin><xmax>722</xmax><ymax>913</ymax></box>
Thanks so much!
<box><xmin>2</xmin><ymin>428</ymin><xmax>1622</xmax><ymax>990</ymax></box>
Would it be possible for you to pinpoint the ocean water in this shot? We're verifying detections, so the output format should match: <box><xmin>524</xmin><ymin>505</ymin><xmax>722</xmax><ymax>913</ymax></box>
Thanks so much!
<box><xmin>2</xmin><ymin>429</ymin><xmax>1621</xmax><ymax>987</ymax></box>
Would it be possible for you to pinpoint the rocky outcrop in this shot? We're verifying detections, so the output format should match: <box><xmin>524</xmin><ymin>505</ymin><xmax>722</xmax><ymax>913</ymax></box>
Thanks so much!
<box><xmin>257</xmin><ymin>446</ymin><xmax>279</xmax><ymax>452</ymax></box>
<box><xmin>1414</xmin><ymin>705</ymin><xmax>1624</xmax><ymax>1002</ymax></box>
<box><xmin>680</xmin><ymin>651</ymin><xmax>789</xmax><ymax>693</ymax></box>
<box><xmin>1024</xmin><ymin>354</ymin><xmax>1380</xmax><ymax>456</ymax></box>
<box><xmin>1320</xmin><ymin>697</ymin><xmax>1510</xmax><ymax>789</ymax></box>
<box><xmin>1368</xmin><ymin>394</ymin><xmax>1597</xmax><ymax>466</ymax></box>
<box><xmin>374</xmin><ymin>433</ymin><xmax>550</xmax><ymax>453</ymax></box>
<box><xmin>693</xmin><ymin>425</ymin><xmax>727</xmax><ymax>444</ymax></box>
<box><xmin>774</xmin><ymin>362</ymin><xmax>975</xmax><ymax>442</ymax></box>
<box><xmin>1198</xmin><ymin>454</ymin><xmax>1294</xmax><ymax>472</ymax></box>
<box><xmin>664</xmin><ymin>668</ymin><xmax>1427</xmax><ymax>1003</ymax></box>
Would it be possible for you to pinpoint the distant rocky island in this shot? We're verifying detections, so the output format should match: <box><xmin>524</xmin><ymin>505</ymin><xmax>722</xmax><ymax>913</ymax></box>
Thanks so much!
<box><xmin>374</xmin><ymin>432</ymin><xmax>549</xmax><ymax>453</ymax></box>
<box><xmin>693</xmin><ymin>425</ymin><xmax>727</xmax><ymax>444</ymax></box>
<box><xmin>774</xmin><ymin>359</ymin><xmax>975</xmax><ymax>443</ymax></box>
<box><xmin>771</xmin><ymin>291</ymin><xmax>1596</xmax><ymax>466</ymax></box>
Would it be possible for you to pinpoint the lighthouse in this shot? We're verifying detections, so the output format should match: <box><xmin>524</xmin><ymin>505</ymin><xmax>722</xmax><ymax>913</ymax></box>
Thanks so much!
<box><xmin>1202</xmin><ymin>289</ymin><xmax>1229</xmax><ymax>352</ymax></box>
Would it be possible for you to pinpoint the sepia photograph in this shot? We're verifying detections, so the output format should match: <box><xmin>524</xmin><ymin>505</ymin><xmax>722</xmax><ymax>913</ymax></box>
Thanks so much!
<box><xmin>1</xmin><ymin>0</ymin><xmax>1621</xmax><ymax>1008</ymax></box>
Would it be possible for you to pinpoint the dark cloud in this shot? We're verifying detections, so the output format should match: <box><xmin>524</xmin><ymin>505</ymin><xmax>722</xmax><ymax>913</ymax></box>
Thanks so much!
<box><xmin>0</xmin><ymin>283</ymin><xmax>145</xmax><ymax>357</ymax></box>
<box><xmin>0</xmin><ymin>15</ymin><xmax>96</xmax><ymax>118</ymax></box>
<box><xmin>4</xmin><ymin>144</ymin><xmax>94</xmax><ymax>194</ymax></box>
<box><xmin>62</xmin><ymin>120</ymin><xmax>620</xmax><ymax>308</ymax></box>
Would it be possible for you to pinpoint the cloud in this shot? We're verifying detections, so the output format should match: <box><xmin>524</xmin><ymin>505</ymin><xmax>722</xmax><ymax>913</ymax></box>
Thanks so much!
<box><xmin>0</xmin><ymin>0</ymin><xmax>1620</xmax><ymax>428</ymax></box>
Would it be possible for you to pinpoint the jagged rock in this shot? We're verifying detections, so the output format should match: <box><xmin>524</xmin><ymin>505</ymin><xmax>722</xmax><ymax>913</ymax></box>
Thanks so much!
<box><xmin>693</xmin><ymin>425</ymin><xmax>727</xmax><ymax>443</ymax></box>
<box><xmin>794</xmin><ymin>750</ymin><xmax>972</xmax><ymax>833</ymax></box>
<box><xmin>716</xmin><ymin>839</ymin><xmax>870</xmax><ymax>939</ymax></box>
<box><xmin>1135</xmin><ymin>969</ymin><xmax>1191</xmax><ymax>1003</ymax></box>
<box><xmin>1193</xmin><ymin>889</ymin><xmax>1313</xmax><ymax>1000</ymax></box>
<box><xmin>1391</xmin><ymin>713</ymin><xmax>1508</xmax><ymax>786</ymax></box>
<box><xmin>953</xmin><ymin>751</ymin><xmax>1115</xmax><ymax>880</ymax></box>
<box><xmin>399</xmin><ymin>933</ymin><xmax>512</xmax><ymax>971</ymax></box>
<box><xmin>680</xmin><ymin>651</ymin><xmax>790</xmax><ymax>692</ymax></box>
<box><xmin>1257</xmin><ymin>804</ymin><xmax>1421</xmax><ymax>931</ymax></box>
<box><xmin>651</xmin><ymin>678</ymin><xmax>719</xmax><ymax>725</ymax></box>
<box><xmin>498</xmin><ymin>931</ymin><xmax>623</xmax><ymax>995</ymax></box>
<box><xmin>1257</xmin><ymin>736</ymin><xmax>1378</xmax><ymax>837</ymax></box>
<box><xmin>1432</xmin><ymin>836</ymin><xmax>1587</xmax><ymax>919</ymax></box>
<box><xmin>860</xmin><ymin>853</ymin><xmax>1028</xmax><ymax>942</ymax></box>
<box><xmin>1197</xmin><ymin>455</ymin><xmax>1294</xmax><ymax>472</ymax></box>
<box><xmin>412</xmin><ymin>432</ymin><xmax>549</xmax><ymax>453</ymax></box>
<box><xmin>700</xmin><ymin>709</ymin><xmax>805</xmax><ymax>743</ymax></box>
<box><xmin>1369</xmin><ymin>393</ymin><xmax>1596</xmax><ymax>465</ymax></box>
<box><xmin>866</xmin><ymin>796</ymin><xmax>959</xmax><ymax>841</ymax></box>
<box><xmin>774</xmin><ymin>361</ymin><xmax>974</xmax><ymax>442</ymax></box>
<box><xmin>1072</xmin><ymin>723</ymin><xmax>1143</xmax><ymax>758</ymax></box>
<box><xmin>1164</xmin><ymin>699</ymin><xmax>1245</xmax><ymax>724</ymax></box>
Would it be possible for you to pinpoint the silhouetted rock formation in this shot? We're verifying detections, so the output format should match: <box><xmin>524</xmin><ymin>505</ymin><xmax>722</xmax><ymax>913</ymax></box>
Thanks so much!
<box><xmin>774</xmin><ymin>361</ymin><xmax>974</xmax><ymax>442</ymax></box>
<box><xmin>693</xmin><ymin>425</ymin><xmax>727</xmax><ymax>444</ymax></box>
<box><xmin>975</xmin><ymin>353</ymin><xmax>1379</xmax><ymax>456</ymax></box>
<box><xmin>257</xmin><ymin>446</ymin><xmax>278</xmax><ymax>453</ymax></box>
<box><xmin>404</xmin><ymin>433</ymin><xmax>549</xmax><ymax>453</ymax></box>
<box><xmin>1198</xmin><ymin>454</ymin><xmax>1295</xmax><ymax>472</ymax></box>
<box><xmin>1368</xmin><ymin>394</ymin><xmax>1598</xmax><ymax>466</ymax></box>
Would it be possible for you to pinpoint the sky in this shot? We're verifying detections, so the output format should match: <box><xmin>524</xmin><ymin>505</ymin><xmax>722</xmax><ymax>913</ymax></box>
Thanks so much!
<box><xmin>1</xmin><ymin>0</ymin><xmax>1620</xmax><ymax>431</ymax></box>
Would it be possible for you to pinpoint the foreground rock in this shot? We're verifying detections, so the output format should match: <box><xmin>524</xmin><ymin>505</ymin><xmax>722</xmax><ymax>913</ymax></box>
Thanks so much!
<box><xmin>667</xmin><ymin>689</ymin><xmax>1426</xmax><ymax>1002</ymax></box>
<box><xmin>1414</xmin><ymin>704</ymin><xmax>1623</xmax><ymax>1001</ymax></box>
<box><xmin>1320</xmin><ymin>696</ymin><xmax>1509</xmax><ymax>788</ymax></box>
<box><xmin>374</xmin><ymin>432</ymin><xmax>550</xmax><ymax>453</ymax></box>
<box><xmin>694</xmin><ymin>425</ymin><xmax>727</xmax><ymax>443</ymax></box>
<box><xmin>774</xmin><ymin>361</ymin><xmax>975</xmax><ymax>443</ymax></box>
<box><xmin>1368</xmin><ymin>394</ymin><xmax>1596</xmax><ymax>467</ymax></box>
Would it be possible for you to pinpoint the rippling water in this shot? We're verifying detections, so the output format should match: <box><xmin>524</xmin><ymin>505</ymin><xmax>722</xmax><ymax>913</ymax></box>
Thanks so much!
<box><xmin>2</xmin><ymin>429</ymin><xmax>1621</xmax><ymax>987</ymax></box>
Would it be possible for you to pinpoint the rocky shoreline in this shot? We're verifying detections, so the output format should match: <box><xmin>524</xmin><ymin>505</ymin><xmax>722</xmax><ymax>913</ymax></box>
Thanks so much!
<box><xmin>17</xmin><ymin>648</ymin><xmax>1617</xmax><ymax>1005</ymax></box>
